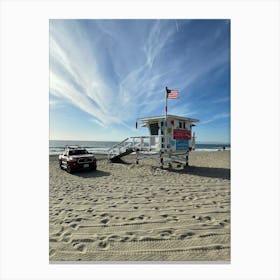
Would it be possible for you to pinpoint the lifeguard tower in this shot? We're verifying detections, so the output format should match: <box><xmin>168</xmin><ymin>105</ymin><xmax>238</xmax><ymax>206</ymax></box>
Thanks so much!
<box><xmin>107</xmin><ymin>87</ymin><xmax>199</xmax><ymax>167</ymax></box>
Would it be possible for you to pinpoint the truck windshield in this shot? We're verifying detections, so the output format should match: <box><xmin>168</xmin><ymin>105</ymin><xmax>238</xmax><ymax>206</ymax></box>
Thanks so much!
<box><xmin>69</xmin><ymin>149</ymin><xmax>88</xmax><ymax>155</ymax></box>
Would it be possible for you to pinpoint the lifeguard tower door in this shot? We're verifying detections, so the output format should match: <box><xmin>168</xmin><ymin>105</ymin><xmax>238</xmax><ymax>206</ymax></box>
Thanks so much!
<box><xmin>149</xmin><ymin>122</ymin><xmax>160</xmax><ymax>148</ymax></box>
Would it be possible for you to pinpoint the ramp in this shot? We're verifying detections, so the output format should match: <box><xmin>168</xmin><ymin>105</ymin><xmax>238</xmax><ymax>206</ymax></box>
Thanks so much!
<box><xmin>107</xmin><ymin>138</ymin><xmax>135</xmax><ymax>162</ymax></box>
<box><xmin>109</xmin><ymin>148</ymin><xmax>134</xmax><ymax>162</ymax></box>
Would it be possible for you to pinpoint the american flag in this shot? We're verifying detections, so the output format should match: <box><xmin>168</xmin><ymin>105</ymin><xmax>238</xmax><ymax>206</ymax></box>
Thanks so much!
<box><xmin>167</xmin><ymin>89</ymin><xmax>179</xmax><ymax>99</ymax></box>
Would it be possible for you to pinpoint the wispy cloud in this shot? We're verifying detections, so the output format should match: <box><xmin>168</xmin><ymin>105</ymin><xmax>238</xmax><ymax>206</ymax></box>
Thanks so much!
<box><xmin>50</xmin><ymin>20</ymin><xmax>179</xmax><ymax>127</ymax></box>
<box><xmin>50</xmin><ymin>21</ymin><xmax>126</xmax><ymax>127</ymax></box>
<box><xmin>212</xmin><ymin>96</ymin><xmax>230</xmax><ymax>104</ymax></box>
<box><xmin>49</xmin><ymin>99</ymin><xmax>65</xmax><ymax>109</ymax></box>
<box><xmin>200</xmin><ymin>113</ymin><xmax>230</xmax><ymax>125</ymax></box>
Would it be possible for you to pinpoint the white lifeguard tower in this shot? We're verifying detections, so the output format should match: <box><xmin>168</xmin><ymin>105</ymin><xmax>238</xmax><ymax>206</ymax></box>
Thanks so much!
<box><xmin>107</xmin><ymin>87</ymin><xmax>199</xmax><ymax>167</ymax></box>
<box><xmin>137</xmin><ymin>115</ymin><xmax>198</xmax><ymax>152</ymax></box>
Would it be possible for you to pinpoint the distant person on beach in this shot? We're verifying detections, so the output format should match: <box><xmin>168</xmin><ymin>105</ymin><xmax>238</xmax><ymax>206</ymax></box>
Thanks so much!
<box><xmin>136</xmin><ymin>149</ymin><xmax>140</xmax><ymax>164</ymax></box>
<box><xmin>223</xmin><ymin>146</ymin><xmax>226</xmax><ymax>151</ymax></box>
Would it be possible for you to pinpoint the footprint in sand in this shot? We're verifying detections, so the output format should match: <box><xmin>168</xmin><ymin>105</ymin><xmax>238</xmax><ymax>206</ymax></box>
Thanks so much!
<box><xmin>70</xmin><ymin>223</ymin><xmax>79</xmax><ymax>229</ymax></box>
<box><xmin>49</xmin><ymin>238</ymin><xmax>58</xmax><ymax>243</ymax></box>
<box><xmin>192</xmin><ymin>215</ymin><xmax>203</xmax><ymax>221</ymax></box>
<box><xmin>98</xmin><ymin>241</ymin><xmax>110</xmax><ymax>249</ymax></box>
<box><xmin>159</xmin><ymin>229</ymin><xmax>174</xmax><ymax>237</ymax></box>
<box><xmin>49</xmin><ymin>249</ymin><xmax>56</xmax><ymax>256</ymax></box>
<box><xmin>108</xmin><ymin>234</ymin><xmax>122</xmax><ymax>242</ymax></box>
<box><xmin>54</xmin><ymin>226</ymin><xmax>65</xmax><ymax>237</ymax></box>
<box><xmin>120</xmin><ymin>236</ymin><xmax>131</xmax><ymax>242</ymax></box>
<box><xmin>128</xmin><ymin>214</ymin><xmax>146</xmax><ymax>221</ymax></box>
<box><xmin>73</xmin><ymin>243</ymin><xmax>86</xmax><ymax>252</ymax></box>
<box><xmin>180</xmin><ymin>232</ymin><xmax>194</xmax><ymax>239</ymax></box>
<box><xmin>100</xmin><ymin>218</ymin><xmax>109</xmax><ymax>225</ymax></box>
<box><xmin>62</xmin><ymin>231</ymin><xmax>72</xmax><ymax>237</ymax></box>
<box><xmin>219</xmin><ymin>222</ymin><xmax>225</xmax><ymax>227</ymax></box>
<box><xmin>60</xmin><ymin>235</ymin><xmax>71</xmax><ymax>242</ymax></box>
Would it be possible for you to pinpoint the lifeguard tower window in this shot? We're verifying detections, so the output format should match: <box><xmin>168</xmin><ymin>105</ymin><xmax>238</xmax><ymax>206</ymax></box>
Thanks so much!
<box><xmin>150</xmin><ymin>123</ymin><xmax>159</xmax><ymax>135</ymax></box>
<box><xmin>183</xmin><ymin>122</ymin><xmax>186</xmax><ymax>129</ymax></box>
<box><xmin>179</xmin><ymin>122</ymin><xmax>183</xmax><ymax>128</ymax></box>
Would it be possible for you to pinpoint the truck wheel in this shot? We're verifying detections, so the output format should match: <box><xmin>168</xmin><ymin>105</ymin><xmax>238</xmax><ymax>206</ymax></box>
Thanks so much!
<box><xmin>92</xmin><ymin>165</ymin><xmax>97</xmax><ymax>171</ymax></box>
<box><xmin>66</xmin><ymin>164</ymin><xmax>72</xmax><ymax>173</ymax></box>
<box><xmin>59</xmin><ymin>160</ymin><xmax>63</xmax><ymax>169</ymax></box>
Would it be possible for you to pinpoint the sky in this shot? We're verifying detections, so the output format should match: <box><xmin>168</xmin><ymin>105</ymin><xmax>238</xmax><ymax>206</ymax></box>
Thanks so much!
<box><xmin>49</xmin><ymin>19</ymin><xmax>230</xmax><ymax>143</ymax></box>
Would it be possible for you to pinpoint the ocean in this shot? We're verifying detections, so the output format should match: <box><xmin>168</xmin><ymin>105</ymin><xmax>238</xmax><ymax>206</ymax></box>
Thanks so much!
<box><xmin>49</xmin><ymin>140</ymin><xmax>230</xmax><ymax>155</ymax></box>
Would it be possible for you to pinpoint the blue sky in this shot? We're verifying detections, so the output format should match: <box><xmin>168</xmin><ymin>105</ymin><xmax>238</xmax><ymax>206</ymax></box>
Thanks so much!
<box><xmin>50</xmin><ymin>19</ymin><xmax>230</xmax><ymax>143</ymax></box>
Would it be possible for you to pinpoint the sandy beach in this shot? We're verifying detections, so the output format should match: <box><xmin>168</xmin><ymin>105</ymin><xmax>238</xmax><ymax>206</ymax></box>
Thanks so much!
<box><xmin>49</xmin><ymin>151</ymin><xmax>230</xmax><ymax>262</ymax></box>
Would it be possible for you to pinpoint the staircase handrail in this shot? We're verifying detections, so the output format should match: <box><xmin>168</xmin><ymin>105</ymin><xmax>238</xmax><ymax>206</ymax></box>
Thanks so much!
<box><xmin>107</xmin><ymin>138</ymin><xmax>129</xmax><ymax>152</ymax></box>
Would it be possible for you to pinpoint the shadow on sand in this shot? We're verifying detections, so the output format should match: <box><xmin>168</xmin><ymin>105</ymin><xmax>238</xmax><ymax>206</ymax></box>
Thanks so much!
<box><xmin>109</xmin><ymin>157</ymin><xmax>131</xmax><ymax>164</ymax></box>
<box><xmin>169</xmin><ymin>165</ymin><xmax>230</xmax><ymax>180</ymax></box>
<box><xmin>71</xmin><ymin>170</ymin><xmax>111</xmax><ymax>178</ymax></box>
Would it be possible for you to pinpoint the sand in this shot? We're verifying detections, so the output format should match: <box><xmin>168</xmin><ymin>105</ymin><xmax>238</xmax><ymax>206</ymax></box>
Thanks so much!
<box><xmin>49</xmin><ymin>151</ymin><xmax>230</xmax><ymax>262</ymax></box>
